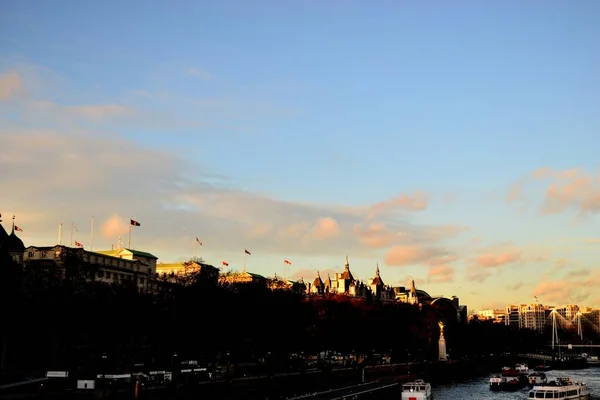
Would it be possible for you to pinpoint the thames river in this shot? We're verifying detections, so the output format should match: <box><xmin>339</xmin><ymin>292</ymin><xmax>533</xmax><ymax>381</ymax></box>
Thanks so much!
<box><xmin>431</xmin><ymin>369</ymin><xmax>600</xmax><ymax>399</ymax></box>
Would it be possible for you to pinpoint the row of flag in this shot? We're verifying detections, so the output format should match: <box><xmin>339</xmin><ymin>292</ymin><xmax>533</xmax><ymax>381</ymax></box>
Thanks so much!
<box><xmin>0</xmin><ymin>214</ymin><xmax>23</xmax><ymax>231</ymax></box>
<box><xmin>7</xmin><ymin>215</ymin><xmax>295</xmax><ymax>270</ymax></box>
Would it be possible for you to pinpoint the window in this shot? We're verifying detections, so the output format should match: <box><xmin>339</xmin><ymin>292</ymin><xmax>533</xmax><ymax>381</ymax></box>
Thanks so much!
<box><xmin>28</xmin><ymin>251</ymin><xmax>34</xmax><ymax>258</ymax></box>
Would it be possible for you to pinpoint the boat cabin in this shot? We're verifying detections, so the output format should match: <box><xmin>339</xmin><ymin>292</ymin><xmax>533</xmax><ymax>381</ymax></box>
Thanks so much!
<box><xmin>401</xmin><ymin>379</ymin><xmax>432</xmax><ymax>400</ymax></box>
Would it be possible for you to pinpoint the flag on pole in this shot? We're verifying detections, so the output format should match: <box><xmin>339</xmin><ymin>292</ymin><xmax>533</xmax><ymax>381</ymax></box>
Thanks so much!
<box><xmin>130</xmin><ymin>219</ymin><xmax>141</xmax><ymax>226</ymax></box>
<box><xmin>245</xmin><ymin>249</ymin><xmax>251</xmax><ymax>255</ymax></box>
<box><xmin>15</xmin><ymin>225</ymin><xmax>23</xmax><ymax>232</ymax></box>
<box><xmin>284</xmin><ymin>259</ymin><xmax>291</xmax><ymax>265</ymax></box>
<box><xmin>222</xmin><ymin>261</ymin><xmax>229</xmax><ymax>266</ymax></box>
<box><xmin>75</xmin><ymin>241</ymin><xmax>83</xmax><ymax>247</ymax></box>
<box><xmin>196</xmin><ymin>237</ymin><xmax>203</xmax><ymax>245</ymax></box>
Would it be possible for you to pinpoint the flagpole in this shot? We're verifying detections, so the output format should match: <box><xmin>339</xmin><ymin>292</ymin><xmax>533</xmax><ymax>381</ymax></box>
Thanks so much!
<box><xmin>128</xmin><ymin>221</ymin><xmax>132</xmax><ymax>249</ymax></box>
<box><xmin>70</xmin><ymin>222</ymin><xmax>74</xmax><ymax>246</ymax></box>
<box><xmin>194</xmin><ymin>240</ymin><xmax>197</xmax><ymax>259</ymax></box>
<box><xmin>244</xmin><ymin>251</ymin><xmax>247</xmax><ymax>273</ymax></box>
<box><xmin>90</xmin><ymin>216</ymin><xmax>94</xmax><ymax>250</ymax></box>
<box><xmin>58</xmin><ymin>223</ymin><xmax>62</xmax><ymax>245</ymax></box>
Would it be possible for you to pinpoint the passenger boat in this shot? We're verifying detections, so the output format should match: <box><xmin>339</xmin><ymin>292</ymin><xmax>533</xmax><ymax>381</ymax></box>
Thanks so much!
<box><xmin>527</xmin><ymin>377</ymin><xmax>590</xmax><ymax>400</ymax></box>
<box><xmin>401</xmin><ymin>379</ymin><xmax>432</xmax><ymax>400</ymax></box>
<box><xmin>503</xmin><ymin>363</ymin><xmax>529</xmax><ymax>376</ymax></box>
<box><xmin>528</xmin><ymin>372</ymin><xmax>547</xmax><ymax>385</ymax></box>
<box><xmin>490</xmin><ymin>375</ymin><xmax>526</xmax><ymax>391</ymax></box>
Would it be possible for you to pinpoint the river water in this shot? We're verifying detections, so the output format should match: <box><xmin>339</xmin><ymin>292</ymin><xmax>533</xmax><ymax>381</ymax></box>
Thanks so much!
<box><xmin>431</xmin><ymin>369</ymin><xmax>600</xmax><ymax>400</ymax></box>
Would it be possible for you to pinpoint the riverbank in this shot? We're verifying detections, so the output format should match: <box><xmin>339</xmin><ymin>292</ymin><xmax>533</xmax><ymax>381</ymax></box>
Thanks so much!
<box><xmin>0</xmin><ymin>357</ymin><xmax>508</xmax><ymax>400</ymax></box>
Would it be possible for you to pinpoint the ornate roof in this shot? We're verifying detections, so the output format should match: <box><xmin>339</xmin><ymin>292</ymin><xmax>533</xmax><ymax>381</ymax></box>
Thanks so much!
<box><xmin>340</xmin><ymin>255</ymin><xmax>354</xmax><ymax>281</ymax></box>
<box><xmin>371</xmin><ymin>263</ymin><xmax>384</xmax><ymax>286</ymax></box>
<box><xmin>313</xmin><ymin>271</ymin><xmax>324</xmax><ymax>287</ymax></box>
<box><xmin>0</xmin><ymin>216</ymin><xmax>25</xmax><ymax>255</ymax></box>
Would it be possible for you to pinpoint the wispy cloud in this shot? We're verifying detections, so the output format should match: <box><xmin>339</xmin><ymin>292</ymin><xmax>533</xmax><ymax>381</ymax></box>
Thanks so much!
<box><xmin>186</xmin><ymin>67</ymin><xmax>212</xmax><ymax>80</ymax></box>
<box><xmin>506</xmin><ymin>167</ymin><xmax>600</xmax><ymax>217</ymax></box>
<box><xmin>0</xmin><ymin>66</ymin><xmax>460</xmax><ymax>267</ymax></box>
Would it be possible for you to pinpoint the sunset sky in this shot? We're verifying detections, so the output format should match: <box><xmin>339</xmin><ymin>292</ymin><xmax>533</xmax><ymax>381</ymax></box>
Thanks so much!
<box><xmin>1</xmin><ymin>1</ymin><xmax>599</xmax><ymax>310</ymax></box>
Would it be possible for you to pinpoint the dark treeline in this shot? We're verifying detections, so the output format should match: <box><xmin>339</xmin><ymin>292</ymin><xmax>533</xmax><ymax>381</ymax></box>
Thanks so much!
<box><xmin>1</xmin><ymin>252</ymin><xmax>593</xmax><ymax>375</ymax></box>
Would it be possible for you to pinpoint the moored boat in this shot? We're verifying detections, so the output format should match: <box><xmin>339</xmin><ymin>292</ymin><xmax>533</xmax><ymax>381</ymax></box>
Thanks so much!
<box><xmin>490</xmin><ymin>375</ymin><xmax>527</xmax><ymax>391</ymax></box>
<box><xmin>527</xmin><ymin>377</ymin><xmax>590</xmax><ymax>400</ymax></box>
<box><xmin>503</xmin><ymin>363</ymin><xmax>529</xmax><ymax>377</ymax></box>
<box><xmin>528</xmin><ymin>372</ymin><xmax>547</xmax><ymax>385</ymax></box>
<box><xmin>401</xmin><ymin>379</ymin><xmax>432</xmax><ymax>400</ymax></box>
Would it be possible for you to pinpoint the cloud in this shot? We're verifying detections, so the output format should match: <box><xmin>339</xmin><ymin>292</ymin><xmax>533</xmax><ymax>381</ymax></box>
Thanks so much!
<box><xmin>427</xmin><ymin>265</ymin><xmax>455</xmax><ymax>283</ymax></box>
<box><xmin>532</xmin><ymin>270</ymin><xmax>600</xmax><ymax>304</ymax></box>
<box><xmin>473</xmin><ymin>250</ymin><xmax>521</xmax><ymax>268</ymax></box>
<box><xmin>186</xmin><ymin>67</ymin><xmax>212</xmax><ymax>80</ymax></box>
<box><xmin>311</xmin><ymin>217</ymin><xmax>340</xmax><ymax>239</ymax></box>
<box><xmin>1</xmin><ymin>65</ymin><xmax>465</xmax><ymax>268</ymax></box>
<box><xmin>100</xmin><ymin>215</ymin><xmax>130</xmax><ymax>239</ymax></box>
<box><xmin>506</xmin><ymin>167</ymin><xmax>600</xmax><ymax>216</ymax></box>
<box><xmin>384</xmin><ymin>245</ymin><xmax>454</xmax><ymax>267</ymax></box>
<box><xmin>365</xmin><ymin>192</ymin><xmax>428</xmax><ymax>221</ymax></box>
<box><xmin>565</xmin><ymin>268</ymin><xmax>591</xmax><ymax>279</ymax></box>
<box><xmin>354</xmin><ymin>222</ymin><xmax>468</xmax><ymax>249</ymax></box>
<box><xmin>583</xmin><ymin>238</ymin><xmax>600</xmax><ymax>245</ymax></box>
<box><xmin>465</xmin><ymin>243</ymin><xmax>529</xmax><ymax>282</ymax></box>
<box><xmin>0</xmin><ymin>70</ymin><xmax>24</xmax><ymax>100</ymax></box>
<box><xmin>507</xmin><ymin>282</ymin><xmax>523</xmax><ymax>291</ymax></box>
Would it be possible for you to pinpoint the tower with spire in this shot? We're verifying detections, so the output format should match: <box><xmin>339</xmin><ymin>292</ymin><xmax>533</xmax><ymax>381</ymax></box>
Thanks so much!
<box><xmin>311</xmin><ymin>271</ymin><xmax>325</xmax><ymax>295</ymax></box>
<box><xmin>408</xmin><ymin>279</ymin><xmax>419</xmax><ymax>305</ymax></box>
<box><xmin>339</xmin><ymin>255</ymin><xmax>354</xmax><ymax>293</ymax></box>
<box><xmin>369</xmin><ymin>262</ymin><xmax>385</xmax><ymax>299</ymax></box>
<box><xmin>0</xmin><ymin>214</ymin><xmax>26</xmax><ymax>264</ymax></box>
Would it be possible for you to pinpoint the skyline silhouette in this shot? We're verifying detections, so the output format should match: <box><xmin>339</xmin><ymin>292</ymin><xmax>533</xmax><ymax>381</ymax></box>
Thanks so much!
<box><xmin>1</xmin><ymin>1</ymin><xmax>599</xmax><ymax>310</ymax></box>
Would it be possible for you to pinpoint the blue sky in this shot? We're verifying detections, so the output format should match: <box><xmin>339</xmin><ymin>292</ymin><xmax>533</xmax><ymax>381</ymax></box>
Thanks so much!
<box><xmin>1</xmin><ymin>1</ymin><xmax>600</xmax><ymax>310</ymax></box>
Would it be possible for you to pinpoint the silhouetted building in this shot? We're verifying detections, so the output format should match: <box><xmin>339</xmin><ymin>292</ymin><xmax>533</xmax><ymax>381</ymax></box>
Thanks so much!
<box><xmin>0</xmin><ymin>215</ymin><xmax>26</xmax><ymax>264</ymax></box>
<box><xmin>24</xmin><ymin>245</ymin><xmax>156</xmax><ymax>292</ymax></box>
<box><xmin>156</xmin><ymin>260</ymin><xmax>220</xmax><ymax>284</ymax></box>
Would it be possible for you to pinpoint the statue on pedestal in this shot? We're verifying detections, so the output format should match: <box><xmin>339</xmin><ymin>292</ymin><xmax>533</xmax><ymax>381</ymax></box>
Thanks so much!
<box><xmin>438</xmin><ymin>321</ymin><xmax>447</xmax><ymax>361</ymax></box>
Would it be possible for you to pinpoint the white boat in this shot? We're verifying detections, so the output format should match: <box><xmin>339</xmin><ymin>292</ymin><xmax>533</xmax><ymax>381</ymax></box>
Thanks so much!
<box><xmin>503</xmin><ymin>363</ymin><xmax>529</xmax><ymax>376</ymax></box>
<box><xmin>516</xmin><ymin>363</ymin><xmax>529</xmax><ymax>374</ymax></box>
<box><xmin>401</xmin><ymin>379</ymin><xmax>432</xmax><ymax>400</ymax></box>
<box><xmin>528</xmin><ymin>372</ymin><xmax>547</xmax><ymax>385</ymax></box>
<box><xmin>528</xmin><ymin>377</ymin><xmax>590</xmax><ymax>400</ymax></box>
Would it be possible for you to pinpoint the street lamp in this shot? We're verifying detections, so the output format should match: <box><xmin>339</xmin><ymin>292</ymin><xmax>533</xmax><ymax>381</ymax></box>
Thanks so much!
<box><xmin>101</xmin><ymin>353</ymin><xmax>107</xmax><ymax>398</ymax></box>
<box><xmin>172</xmin><ymin>352</ymin><xmax>178</xmax><ymax>384</ymax></box>
<box><xmin>225</xmin><ymin>351</ymin><xmax>231</xmax><ymax>378</ymax></box>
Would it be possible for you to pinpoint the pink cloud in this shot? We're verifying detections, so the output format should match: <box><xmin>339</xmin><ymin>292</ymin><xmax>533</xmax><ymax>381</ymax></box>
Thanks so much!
<box><xmin>353</xmin><ymin>222</ymin><xmax>395</xmax><ymax>248</ymax></box>
<box><xmin>365</xmin><ymin>191</ymin><xmax>428</xmax><ymax>221</ymax></box>
<box><xmin>384</xmin><ymin>245</ymin><xmax>451</xmax><ymax>267</ymax></box>
<box><xmin>311</xmin><ymin>217</ymin><xmax>340</xmax><ymax>239</ymax></box>
<box><xmin>0</xmin><ymin>70</ymin><xmax>23</xmax><ymax>100</ymax></box>
<box><xmin>532</xmin><ymin>271</ymin><xmax>600</xmax><ymax>304</ymax></box>
<box><xmin>100</xmin><ymin>214</ymin><xmax>129</xmax><ymax>239</ymax></box>
<box><xmin>354</xmin><ymin>222</ymin><xmax>468</xmax><ymax>250</ymax></box>
<box><xmin>507</xmin><ymin>167</ymin><xmax>600</xmax><ymax>216</ymax></box>
<box><xmin>246</xmin><ymin>223</ymin><xmax>273</xmax><ymax>238</ymax></box>
<box><xmin>473</xmin><ymin>250</ymin><xmax>521</xmax><ymax>268</ymax></box>
<box><xmin>427</xmin><ymin>265</ymin><xmax>455</xmax><ymax>283</ymax></box>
